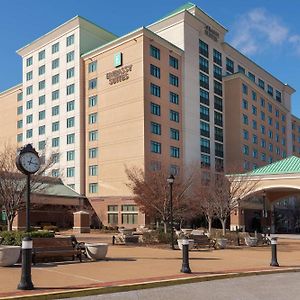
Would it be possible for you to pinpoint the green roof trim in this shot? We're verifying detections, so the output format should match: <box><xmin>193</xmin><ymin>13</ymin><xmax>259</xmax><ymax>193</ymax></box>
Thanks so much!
<box><xmin>248</xmin><ymin>156</ymin><xmax>300</xmax><ymax>176</ymax></box>
<box><xmin>162</xmin><ymin>2</ymin><xmax>196</xmax><ymax>19</ymax></box>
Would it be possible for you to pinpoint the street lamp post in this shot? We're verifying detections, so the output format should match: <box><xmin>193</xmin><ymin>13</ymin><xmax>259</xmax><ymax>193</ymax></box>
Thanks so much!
<box><xmin>262</xmin><ymin>190</ymin><xmax>268</xmax><ymax>237</ymax></box>
<box><xmin>167</xmin><ymin>174</ymin><xmax>175</xmax><ymax>250</ymax></box>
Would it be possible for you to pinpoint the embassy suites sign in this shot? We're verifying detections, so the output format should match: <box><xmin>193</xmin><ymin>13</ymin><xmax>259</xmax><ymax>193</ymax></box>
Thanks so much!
<box><xmin>204</xmin><ymin>25</ymin><xmax>219</xmax><ymax>42</ymax></box>
<box><xmin>106</xmin><ymin>65</ymin><xmax>133</xmax><ymax>85</ymax></box>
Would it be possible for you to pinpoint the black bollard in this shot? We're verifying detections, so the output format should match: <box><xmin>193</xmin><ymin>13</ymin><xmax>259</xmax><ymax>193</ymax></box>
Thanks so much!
<box><xmin>236</xmin><ymin>226</ymin><xmax>240</xmax><ymax>246</ymax></box>
<box><xmin>18</xmin><ymin>236</ymin><xmax>34</xmax><ymax>290</ymax></box>
<box><xmin>180</xmin><ymin>239</ymin><xmax>191</xmax><ymax>274</ymax></box>
<box><xmin>270</xmin><ymin>237</ymin><xmax>279</xmax><ymax>267</ymax></box>
<box><xmin>112</xmin><ymin>235</ymin><xmax>115</xmax><ymax>245</ymax></box>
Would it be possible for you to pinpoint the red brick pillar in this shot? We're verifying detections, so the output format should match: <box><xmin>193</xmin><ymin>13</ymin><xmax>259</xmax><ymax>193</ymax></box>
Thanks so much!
<box><xmin>73</xmin><ymin>211</ymin><xmax>90</xmax><ymax>233</ymax></box>
<box><xmin>230</xmin><ymin>207</ymin><xmax>245</xmax><ymax>231</ymax></box>
<box><xmin>12</xmin><ymin>211</ymin><xmax>26</xmax><ymax>231</ymax></box>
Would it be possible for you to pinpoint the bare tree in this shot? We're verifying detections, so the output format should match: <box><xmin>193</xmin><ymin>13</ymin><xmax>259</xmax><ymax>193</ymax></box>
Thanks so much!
<box><xmin>0</xmin><ymin>144</ymin><xmax>56</xmax><ymax>231</ymax></box>
<box><xmin>125</xmin><ymin>165</ymin><xmax>195</xmax><ymax>233</ymax></box>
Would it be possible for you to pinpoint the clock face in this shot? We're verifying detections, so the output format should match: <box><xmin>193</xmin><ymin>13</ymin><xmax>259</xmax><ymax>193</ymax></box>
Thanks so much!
<box><xmin>19</xmin><ymin>152</ymin><xmax>41</xmax><ymax>174</ymax></box>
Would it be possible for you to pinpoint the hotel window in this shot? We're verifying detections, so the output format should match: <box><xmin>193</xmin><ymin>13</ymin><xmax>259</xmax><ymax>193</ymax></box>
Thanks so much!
<box><xmin>276</xmin><ymin>90</ymin><xmax>282</xmax><ymax>102</ymax></box>
<box><xmin>261</xmin><ymin>111</ymin><xmax>265</xmax><ymax>121</ymax></box>
<box><xmin>150</xmin><ymin>45</ymin><xmax>160</xmax><ymax>59</ymax></box>
<box><xmin>282</xmin><ymin>138</ymin><xmax>286</xmax><ymax>146</ymax></box>
<box><xmin>214</xmin><ymin>111</ymin><xmax>223</xmax><ymax>126</ymax></box>
<box><xmin>170</xmin><ymin>110</ymin><xmax>179</xmax><ymax>122</ymax></box>
<box><xmin>52</xmin><ymin>105</ymin><xmax>59</xmax><ymax>116</ymax></box>
<box><xmin>200</xmin><ymin>121</ymin><xmax>210</xmax><ymax>137</ymax></box>
<box><xmin>89</xmin><ymin>165</ymin><xmax>98</xmax><ymax>176</ymax></box>
<box><xmin>260</xmin><ymin>97</ymin><xmax>265</xmax><ymax>107</ymax></box>
<box><xmin>215</xmin><ymin>126</ymin><xmax>223</xmax><ymax>142</ymax></box>
<box><xmin>200</xmin><ymin>73</ymin><xmax>209</xmax><ymax>89</ymax></box>
<box><xmin>242</xmin><ymin>99</ymin><xmax>248</xmax><ymax>109</ymax></box>
<box><xmin>281</xmin><ymin>114</ymin><xmax>286</xmax><ymax>122</ymax></box>
<box><xmin>89</xmin><ymin>147</ymin><xmax>98</xmax><ymax>158</ymax></box>
<box><xmin>169</xmin><ymin>74</ymin><xmax>179</xmax><ymax>87</ymax></box>
<box><xmin>268</xmin><ymin>103</ymin><xmax>272</xmax><ymax>113</ymax></box>
<box><xmin>67</xmin><ymin>150</ymin><xmax>75</xmax><ymax>161</ymax></box>
<box><xmin>38</xmin><ymin>80</ymin><xmax>45</xmax><ymax>90</ymax></box>
<box><xmin>26</xmin><ymin>85</ymin><xmax>33</xmax><ymax>95</ymax></box>
<box><xmin>38</xmin><ymin>65</ymin><xmax>45</xmax><ymax>76</ymax></box>
<box><xmin>150</xmin><ymin>83</ymin><xmax>160</xmax><ymax>97</ymax></box>
<box><xmin>252</xmin><ymin>91</ymin><xmax>257</xmax><ymax>101</ymax></box>
<box><xmin>108</xmin><ymin>212</ymin><xmax>118</xmax><ymax>225</ymax></box>
<box><xmin>52</xmin><ymin>42</ymin><xmax>59</xmax><ymax>54</ymax></box>
<box><xmin>201</xmin><ymin>154</ymin><xmax>210</xmax><ymax>168</ymax></box>
<box><xmin>268</xmin><ymin>117</ymin><xmax>273</xmax><ymax>125</ymax></box>
<box><xmin>150</xmin><ymin>64</ymin><xmax>160</xmax><ymax>78</ymax></box>
<box><xmin>275</xmin><ymin>134</ymin><xmax>279</xmax><ymax>142</ymax></box>
<box><xmin>200</xmin><ymin>89</ymin><xmax>209</xmax><ymax>105</ymax></box>
<box><xmin>52</xmin><ymin>137</ymin><xmax>59</xmax><ymax>147</ymax></box>
<box><xmin>150</xmin><ymin>161</ymin><xmax>161</xmax><ymax>171</ymax></box>
<box><xmin>238</xmin><ymin>65</ymin><xmax>245</xmax><ymax>74</ymax></box>
<box><xmin>52</xmin><ymin>153</ymin><xmax>59</xmax><ymax>163</ymax></box>
<box><xmin>26</xmin><ymin>114</ymin><xmax>33</xmax><ymax>124</ymax></box>
<box><xmin>201</xmin><ymin>138</ymin><xmax>210</xmax><ymax>154</ymax></box>
<box><xmin>243</xmin><ymin>129</ymin><xmax>249</xmax><ymax>140</ymax></box>
<box><xmin>252</xmin><ymin>105</ymin><xmax>257</xmax><ymax>115</ymax></box>
<box><xmin>258</xmin><ymin>79</ymin><xmax>265</xmax><ymax>90</ymax></box>
<box><xmin>17</xmin><ymin>106</ymin><xmax>23</xmax><ymax>115</ymax></box>
<box><xmin>52</xmin><ymin>74</ymin><xmax>59</xmax><ymax>84</ymax></box>
<box><xmin>261</xmin><ymin>153</ymin><xmax>266</xmax><ymax>162</ymax></box>
<box><xmin>170</xmin><ymin>165</ymin><xmax>180</xmax><ymax>176</ymax></box>
<box><xmin>26</xmin><ymin>71</ymin><xmax>32</xmax><ymax>81</ymax></box>
<box><xmin>66</xmin><ymin>51</ymin><xmax>74</xmax><ymax>62</ymax></box>
<box><xmin>226</xmin><ymin>57</ymin><xmax>234</xmax><ymax>73</ymax></box>
<box><xmin>215</xmin><ymin>142</ymin><xmax>223</xmax><ymax>158</ymax></box>
<box><xmin>17</xmin><ymin>92</ymin><xmax>23</xmax><ymax>102</ymax></box>
<box><xmin>26</xmin><ymin>100</ymin><xmax>32</xmax><ymax>110</ymax></box>
<box><xmin>26</xmin><ymin>56</ymin><xmax>33</xmax><ymax>67</ymax></box>
<box><xmin>214</xmin><ymin>80</ymin><xmax>222</xmax><ymax>96</ymax></box>
<box><xmin>52</xmin><ymin>58</ymin><xmax>59</xmax><ymax>69</ymax></box>
<box><xmin>150</xmin><ymin>102</ymin><xmax>160</xmax><ymax>116</ymax></box>
<box><xmin>169</xmin><ymin>56</ymin><xmax>179</xmax><ymax>69</ymax></box>
<box><xmin>261</xmin><ymin>125</ymin><xmax>265</xmax><ymax>134</ymax></box>
<box><xmin>214</xmin><ymin>96</ymin><xmax>223</xmax><ymax>111</ymax></box>
<box><xmin>51</xmin><ymin>169</ymin><xmax>59</xmax><ymax>177</ymax></box>
<box><xmin>151</xmin><ymin>122</ymin><xmax>161</xmax><ymax>135</ymax></box>
<box><xmin>269</xmin><ymin>157</ymin><xmax>273</xmax><ymax>164</ymax></box>
<box><xmin>67</xmin><ymin>117</ymin><xmax>75</xmax><ymax>128</ymax></box>
<box><xmin>67</xmin><ymin>84</ymin><xmax>75</xmax><ymax>95</ymax></box>
<box><xmin>52</xmin><ymin>90</ymin><xmax>59</xmax><ymax>100</ymax></box>
<box><xmin>89</xmin><ymin>183</ymin><xmax>98</xmax><ymax>194</ymax></box>
<box><xmin>242</xmin><ymin>114</ymin><xmax>248</xmax><ymax>125</ymax></box>
<box><xmin>200</xmin><ymin>105</ymin><xmax>209</xmax><ymax>121</ymax></box>
<box><xmin>252</xmin><ymin>134</ymin><xmax>258</xmax><ymax>144</ymax></box>
<box><xmin>282</xmin><ymin>126</ymin><xmax>286</xmax><ymax>134</ymax></box>
<box><xmin>26</xmin><ymin>129</ymin><xmax>32</xmax><ymax>139</ymax></box>
<box><xmin>17</xmin><ymin>133</ymin><xmax>23</xmax><ymax>143</ymax></box>
<box><xmin>67</xmin><ymin>133</ymin><xmax>75</xmax><ymax>144</ymax></box>
<box><xmin>88</xmin><ymin>61</ymin><xmax>97</xmax><ymax>73</ymax></box>
<box><xmin>199</xmin><ymin>40</ymin><xmax>208</xmax><ymax>58</ymax></box>
<box><xmin>66</xmin><ymin>34</ymin><xmax>74</xmax><ymax>46</ymax></box>
<box><xmin>89</xmin><ymin>113</ymin><xmax>97</xmax><ymax>124</ymax></box>
<box><xmin>276</xmin><ymin>147</ymin><xmax>281</xmax><ymax>155</ymax></box>
<box><xmin>67</xmin><ymin>67</ymin><xmax>74</xmax><ymax>79</ymax></box>
<box><xmin>170</xmin><ymin>92</ymin><xmax>179</xmax><ymax>104</ymax></box>
<box><xmin>252</xmin><ymin>149</ymin><xmax>258</xmax><ymax>158</ymax></box>
<box><xmin>242</xmin><ymin>145</ymin><xmax>249</xmax><ymax>155</ymax></box>
<box><xmin>67</xmin><ymin>167</ymin><xmax>75</xmax><ymax>178</ymax></box>
<box><xmin>38</xmin><ymin>50</ymin><xmax>45</xmax><ymax>61</ymax></box>
<box><xmin>88</xmin><ymin>79</ymin><xmax>97</xmax><ymax>90</ymax></box>
<box><xmin>52</xmin><ymin>121</ymin><xmax>59</xmax><ymax>132</ymax></box>
<box><xmin>213</xmin><ymin>49</ymin><xmax>222</xmax><ymax>66</ymax></box>
<box><xmin>39</xmin><ymin>110</ymin><xmax>45</xmax><ymax>120</ymax></box>
<box><xmin>38</xmin><ymin>140</ymin><xmax>45</xmax><ymax>150</ymax></box>
<box><xmin>170</xmin><ymin>146</ymin><xmax>180</xmax><ymax>158</ymax></box>
<box><xmin>199</xmin><ymin>56</ymin><xmax>209</xmax><ymax>73</ymax></box>
<box><xmin>215</xmin><ymin>158</ymin><xmax>224</xmax><ymax>172</ymax></box>
<box><xmin>67</xmin><ymin>100</ymin><xmax>75</xmax><ymax>112</ymax></box>
<box><xmin>267</xmin><ymin>85</ymin><xmax>273</xmax><ymax>97</ymax></box>
<box><xmin>242</xmin><ymin>83</ymin><xmax>248</xmax><ymax>94</ymax></box>
<box><xmin>151</xmin><ymin>141</ymin><xmax>161</xmax><ymax>154</ymax></box>
<box><xmin>122</xmin><ymin>213</ymin><xmax>138</xmax><ymax>225</ymax></box>
<box><xmin>89</xmin><ymin>95</ymin><xmax>98</xmax><ymax>107</ymax></box>
<box><xmin>213</xmin><ymin>65</ymin><xmax>222</xmax><ymax>81</ymax></box>
<box><xmin>248</xmin><ymin>72</ymin><xmax>255</xmax><ymax>82</ymax></box>
<box><xmin>89</xmin><ymin>130</ymin><xmax>98</xmax><ymax>141</ymax></box>
<box><xmin>275</xmin><ymin>109</ymin><xmax>279</xmax><ymax>117</ymax></box>
<box><xmin>17</xmin><ymin>120</ymin><xmax>23</xmax><ymax>129</ymax></box>
<box><xmin>170</xmin><ymin>128</ymin><xmax>180</xmax><ymax>140</ymax></box>
<box><xmin>39</xmin><ymin>125</ymin><xmax>46</xmax><ymax>135</ymax></box>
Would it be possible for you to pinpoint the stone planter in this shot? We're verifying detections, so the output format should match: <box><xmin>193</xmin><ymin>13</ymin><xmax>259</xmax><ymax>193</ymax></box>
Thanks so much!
<box><xmin>0</xmin><ymin>245</ymin><xmax>21</xmax><ymax>267</ymax></box>
<box><xmin>216</xmin><ymin>238</ymin><xmax>228</xmax><ymax>249</ymax></box>
<box><xmin>181</xmin><ymin>229</ymin><xmax>193</xmax><ymax>235</ymax></box>
<box><xmin>245</xmin><ymin>237</ymin><xmax>258</xmax><ymax>247</ymax></box>
<box><xmin>177</xmin><ymin>239</ymin><xmax>194</xmax><ymax>250</ymax></box>
<box><xmin>118</xmin><ymin>228</ymin><xmax>134</xmax><ymax>235</ymax></box>
<box><xmin>85</xmin><ymin>243</ymin><xmax>108</xmax><ymax>260</ymax></box>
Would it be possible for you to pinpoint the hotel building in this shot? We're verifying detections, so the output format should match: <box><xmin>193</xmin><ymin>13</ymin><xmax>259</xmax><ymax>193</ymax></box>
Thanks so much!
<box><xmin>0</xmin><ymin>3</ymin><xmax>297</xmax><ymax>228</ymax></box>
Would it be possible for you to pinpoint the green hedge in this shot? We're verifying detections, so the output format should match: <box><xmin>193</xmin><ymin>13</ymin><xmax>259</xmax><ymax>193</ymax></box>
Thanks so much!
<box><xmin>0</xmin><ymin>230</ymin><xmax>55</xmax><ymax>246</ymax></box>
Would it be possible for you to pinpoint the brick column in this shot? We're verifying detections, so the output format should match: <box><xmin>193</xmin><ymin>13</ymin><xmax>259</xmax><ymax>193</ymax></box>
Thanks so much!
<box><xmin>73</xmin><ymin>211</ymin><xmax>90</xmax><ymax>233</ymax></box>
<box><xmin>12</xmin><ymin>210</ymin><xmax>26</xmax><ymax>231</ymax></box>
<box><xmin>230</xmin><ymin>207</ymin><xmax>245</xmax><ymax>231</ymax></box>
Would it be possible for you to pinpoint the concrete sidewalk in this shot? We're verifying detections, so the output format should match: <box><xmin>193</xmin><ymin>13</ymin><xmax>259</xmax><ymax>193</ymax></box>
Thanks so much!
<box><xmin>1</xmin><ymin>234</ymin><xmax>300</xmax><ymax>299</ymax></box>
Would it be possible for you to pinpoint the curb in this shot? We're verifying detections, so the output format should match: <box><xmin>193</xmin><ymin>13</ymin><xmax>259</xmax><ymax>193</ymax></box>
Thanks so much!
<box><xmin>1</xmin><ymin>267</ymin><xmax>300</xmax><ymax>300</ymax></box>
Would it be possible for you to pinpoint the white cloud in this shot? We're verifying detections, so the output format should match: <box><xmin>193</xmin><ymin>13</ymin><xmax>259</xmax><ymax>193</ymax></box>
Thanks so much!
<box><xmin>230</xmin><ymin>8</ymin><xmax>299</xmax><ymax>56</ymax></box>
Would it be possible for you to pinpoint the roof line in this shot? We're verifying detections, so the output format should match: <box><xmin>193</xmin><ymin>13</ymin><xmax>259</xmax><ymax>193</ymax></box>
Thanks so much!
<box><xmin>0</xmin><ymin>83</ymin><xmax>22</xmax><ymax>96</ymax></box>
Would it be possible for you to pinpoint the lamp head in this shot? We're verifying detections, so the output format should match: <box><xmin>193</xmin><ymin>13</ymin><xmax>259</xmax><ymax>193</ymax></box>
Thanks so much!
<box><xmin>167</xmin><ymin>174</ymin><xmax>175</xmax><ymax>184</ymax></box>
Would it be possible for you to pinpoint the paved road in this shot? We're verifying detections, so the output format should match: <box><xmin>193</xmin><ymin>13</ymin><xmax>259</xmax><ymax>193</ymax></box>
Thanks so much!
<box><xmin>65</xmin><ymin>272</ymin><xmax>300</xmax><ymax>300</ymax></box>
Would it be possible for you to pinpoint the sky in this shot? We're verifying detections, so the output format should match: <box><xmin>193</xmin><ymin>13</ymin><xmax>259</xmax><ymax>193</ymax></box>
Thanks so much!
<box><xmin>0</xmin><ymin>0</ymin><xmax>299</xmax><ymax>116</ymax></box>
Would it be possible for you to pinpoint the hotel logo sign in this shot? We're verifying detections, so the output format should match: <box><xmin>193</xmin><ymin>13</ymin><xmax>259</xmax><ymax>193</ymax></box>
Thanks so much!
<box><xmin>204</xmin><ymin>25</ymin><xmax>219</xmax><ymax>42</ymax></box>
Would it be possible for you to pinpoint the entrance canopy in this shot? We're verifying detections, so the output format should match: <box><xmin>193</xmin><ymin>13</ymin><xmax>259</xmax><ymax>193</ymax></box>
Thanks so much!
<box><xmin>229</xmin><ymin>156</ymin><xmax>300</xmax><ymax>202</ymax></box>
